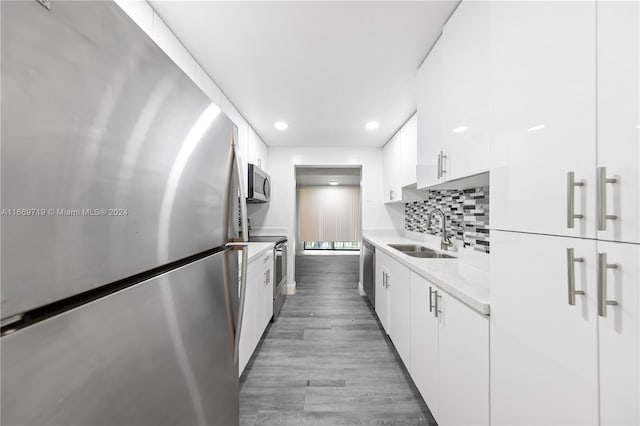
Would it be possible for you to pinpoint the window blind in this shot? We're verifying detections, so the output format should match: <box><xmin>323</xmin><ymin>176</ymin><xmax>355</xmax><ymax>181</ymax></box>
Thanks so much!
<box><xmin>298</xmin><ymin>186</ymin><xmax>362</xmax><ymax>242</ymax></box>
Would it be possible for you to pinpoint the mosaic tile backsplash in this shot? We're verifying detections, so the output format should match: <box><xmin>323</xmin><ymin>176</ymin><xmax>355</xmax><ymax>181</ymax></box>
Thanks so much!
<box><xmin>405</xmin><ymin>186</ymin><xmax>490</xmax><ymax>253</ymax></box>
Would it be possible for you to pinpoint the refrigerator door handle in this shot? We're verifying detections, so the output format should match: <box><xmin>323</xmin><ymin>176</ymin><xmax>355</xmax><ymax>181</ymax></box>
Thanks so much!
<box><xmin>232</xmin><ymin>135</ymin><xmax>248</xmax><ymax>243</ymax></box>
<box><xmin>229</xmin><ymin>131</ymin><xmax>250</xmax><ymax>363</ymax></box>
<box><xmin>232</xmin><ymin>245</ymin><xmax>248</xmax><ymax>363</ymax></box>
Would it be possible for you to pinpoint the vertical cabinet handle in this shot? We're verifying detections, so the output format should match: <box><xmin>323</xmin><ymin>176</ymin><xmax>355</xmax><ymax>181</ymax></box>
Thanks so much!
<box><xmin>437</xmin><ymin>152</ymin><xmax>442</xmax><ymax>179</ymax></box>
<box><xmin>440</xmin><ymin>151</ymin><xmax>447</xmax><ymax>179</ymax></box>
<box><xmin>597</xmin><ymin>167</ymin><xmax>618</xmax><ymax>231</ymax></box>
<box><xmin>429</xmin><ymin>286</ymin><xmax>435</xmax><ymax>313</ymax></box>
<box><xmin>382</xmin><ymin>272</ymin><xmax>387</xmax><ymax>288</ymax></box>
<box><xmin>429</xmin><ymin>287</ymin><xmax>439</xmax><ymax>318</ymax></box>
<box><xmin>566</xmin><ymin>248</ymin><xmax>585</xmax><ymax>305</ymax></box>
<box><xmin>566</xmin><ymin>171</ymin><xmax>585</xmax><ymax>228</ymax></box>
<box><xmin>598</xmin><ymin>253</ymin><xmax>619</xmax><ymax>317</ymax></box>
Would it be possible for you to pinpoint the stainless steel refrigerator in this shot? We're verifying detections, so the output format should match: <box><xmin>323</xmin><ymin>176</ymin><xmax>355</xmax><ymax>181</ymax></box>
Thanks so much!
<box><xmin>1</xmin><ymin>1</ymin><xmax>248</xmax><ymax>424</ymax></box>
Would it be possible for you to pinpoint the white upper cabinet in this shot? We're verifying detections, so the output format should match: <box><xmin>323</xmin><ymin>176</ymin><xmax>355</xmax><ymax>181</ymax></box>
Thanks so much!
<box><xmin>489</xmin><ymin>1</ymin><xmax>597</xmax><ymax>238</ymax></box>
<box><xmin>247</xmin><ymin>128</ymin><xmax>269</xmax><ymax>172</ymax></box>
<box><xmin>382</xmin><ymin>114</ymin><xmax>418</xmax><ymax>202</ymax></box>
<box><xmin>417</xmin><ymin>39</ymin><xmax>445</xmax><ymax>189</ymax></box>
<box><xmin>441</xmin><ymin>0</ymin><xmax>491</xmax><ymax>181</ymax></box>
<box><xmin>382</xmin><ymin>132</ymin><xmax>403</xmax><ymax>202</ymax></box>
<box><xmin>400</xmin><ymin>114</ymin><xmax>418</xmax><ymax>188</ymax></box>
<box><xmin>596</xmin><ymin>0</ymin><xmax>640</xmax><ymax>244</ymax></box>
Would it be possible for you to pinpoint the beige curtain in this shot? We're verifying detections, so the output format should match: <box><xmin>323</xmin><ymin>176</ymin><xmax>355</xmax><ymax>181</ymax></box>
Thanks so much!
<box><xmin>298</xmin><ymin>186</ymin><xmax>362</xmax><ymax>242</ymax></box>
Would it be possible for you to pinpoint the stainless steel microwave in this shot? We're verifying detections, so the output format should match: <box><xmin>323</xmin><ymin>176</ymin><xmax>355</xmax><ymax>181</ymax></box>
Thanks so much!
<box><xmin>247</xmin><ymin>163</ymin><xmax>270</xmax><ymax>203</ymax></box>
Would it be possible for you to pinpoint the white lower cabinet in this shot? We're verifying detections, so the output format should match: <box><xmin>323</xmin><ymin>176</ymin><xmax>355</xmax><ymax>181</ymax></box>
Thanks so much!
<box><xmin>258</xmin><ymin>251</ymin><xmax>274</xmax><ymax>329</ymax></box>
<box><xmin>490</xmin><ymin>231</ymin><xmax>640</xmax><ymax>425</ymax></box>
<box><xmin>238</xmin><ymin>250</ymin><xmax>273</xmax><ymax>376</ymax></box>
<box><xmin>375</xmin><ymin>254</ymin><xmax>391</xmax><ymax>334</ymax></box>
<box><xmin>597</xmin><ymin>241</ymin><xmax>639</xmax><ymax>426</ymax></box>
<box><xmin>491</xmin><ymin>231</ymin><xmax>599</xmax><ymax>425</ymax></box>
<box><xmin>410</xmin><ymin>272</ymin><xmax>439</xmax><ymax>418</ymax></box>
<box><xmin>410</xmin><ymin>272</ymin><xmax>489</xmax><ymax>426</ymax></box>
<box><xmin>376</xmin><ymin>251</ymin><xmax>412</xmax><ymax>369</ymax></box>
<box><xmin>387</xmin><ymin>254</ymin><xmax>412</xmax><ymax>370</ymax></box>
<box><xmin>438</xmin><ymin>290</ymin><xmax>490</xmax><ymax>426</ymax></box>
<box><xmin>238</xmin><ymin>259</ymin><xmax>257</xmax><ymax>375</ymax></box>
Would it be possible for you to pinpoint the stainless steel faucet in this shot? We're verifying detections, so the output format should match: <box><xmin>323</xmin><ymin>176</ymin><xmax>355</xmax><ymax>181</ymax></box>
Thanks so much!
<box><xmin>427</xmin><ymin>208</ymin><xmax>454</xmax><ymax>251</ymax></box>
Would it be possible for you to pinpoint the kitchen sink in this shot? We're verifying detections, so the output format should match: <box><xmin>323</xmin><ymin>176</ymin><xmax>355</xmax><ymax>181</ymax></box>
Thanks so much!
<box><xmin>387</xmin><ymin>244</ymin><xmax>456</xmax><ymax>259</ymax></box>
<box><xmin>388</xmin><ymin>244</ymin><xmax>433</xmax><ymax>252</ymax></box>
<box><xmin>405</xmin><ymin>251</ymin><xmax>455</xmax><ymax>259</ymax></box>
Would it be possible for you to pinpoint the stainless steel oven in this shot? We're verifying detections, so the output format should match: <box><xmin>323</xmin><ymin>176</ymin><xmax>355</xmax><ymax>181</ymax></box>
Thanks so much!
<box><xmin>247</xmin><ymin>163</ymin><xmax>270</xmax><ymax>203</ymax></box>
<box><xmin>248</xmin><ymin>236</ymin><xmax>287</xmax><ymax>321</ymax></box>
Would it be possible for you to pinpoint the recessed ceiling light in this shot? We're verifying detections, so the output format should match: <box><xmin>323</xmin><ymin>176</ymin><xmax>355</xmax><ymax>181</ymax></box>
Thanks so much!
<box><xmin>365</xmin><ymin>121</ymin><xmax>380</xmax><ymax>130</ymax></box>
<box><xmin>453</xmin><ymin>125</ymin><xmax>469</xmax><ymax>133</ymax></box>
<box><xmin>329</xmin><ymin>180</ymin><xmax>339</xmax><ymax>186</ymax></box>
<box><xmin>274</xmin><ymin>121</ymin><xmax>288</xmax><ymax>130</ymax></box>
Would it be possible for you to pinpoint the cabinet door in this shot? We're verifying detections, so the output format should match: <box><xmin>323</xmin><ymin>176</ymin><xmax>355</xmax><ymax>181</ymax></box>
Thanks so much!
<box><xmin>375</xmin><ymin>253</ymin><xmax>390</xmax><ymax>334</ymax></box>
<box><xmin>596</xmin><ymin>0</ymin><xmax>640</xmax><ymax>244</ymax></box>
<box><xmin>441</xmin><ymin>0</ymin><xmax>491</xmax><ymax>181</ymax></box>
<box><xmin>238</xmin><ymin>259</ymin><xmax>257</xmax><ymax>375</ymax></box>
<box><xmin>260</xmin><ymin>252</ymin><xmax>274</xmax><ymax>331</ymax></box>
<box><xmin>598</xmin><ymin>241</ymin><xmax>639</xmax><ymax>425</ymax></box>
<box><xmin>382</xmin><ymin>133</ymin><xmax>402</xmax><ymax>202</ymax></box>
<box><xmin>417</xmin><ymin>39</ymin><xmax>444</xmax><ymax>189</ymax></box>
<box><xmin>387</xmin><ymin>255</ymin><xmax>412</xmax><ymax>370</ymax></box>
<box><xmin>437</xmin><ymin>291</ymin><xmax>489</xmax><ymax>426</ymax></box>
<box><xmin>490</xmin><ymin>1</ymin><xmax>596</xmax><ymax>238</ymax></box>
<box><xmin>400</xmin><ymin>114</ymin><xmax>418</xmax><ymax>187</ymax></box>
<box><xmin>247</xmin><ymin>128</ymin><xmax>268</xmax><ymax>172</ymax></box>
<box><xmin>490</xmin><ymin>231</ymin><xmax>599</xmax><ymax>425</ymax></box>
<box><xmin>409</xmin><ymin>272</ymin><xmax>439</xmax><ymax>418</ymax></box>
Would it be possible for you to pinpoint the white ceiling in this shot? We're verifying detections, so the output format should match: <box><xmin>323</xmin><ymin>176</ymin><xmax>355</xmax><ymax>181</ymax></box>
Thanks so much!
<box><xmin>150</xmin><ymin>1</ymin><xmax>458</xmax><ymax>147</ymax></box>
<box><xmin>296</xmin><ymin>166</ymin><xmax>361</xmax><ymax>187</ymax></box>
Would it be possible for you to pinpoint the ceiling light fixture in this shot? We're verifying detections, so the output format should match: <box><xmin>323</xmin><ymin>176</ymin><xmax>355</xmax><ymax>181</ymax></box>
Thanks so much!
<box><xmin>365</xmin><ymin>121</ymin><xmax>380</xmax><ymax>130</ymax></box>
<box><xmin>329</xmin><ymin>180</ymin><xmax>339</xmax><ymax>186</ymax></box>
<box><xmin>453</xmin><ymin>125</ymin><xmax>469</xmax><ymax>133</ymax></box>
<box><xmin>274</xmin><ymin>121</ymin><xmax>288</xmax><ymax>130</ymax></box>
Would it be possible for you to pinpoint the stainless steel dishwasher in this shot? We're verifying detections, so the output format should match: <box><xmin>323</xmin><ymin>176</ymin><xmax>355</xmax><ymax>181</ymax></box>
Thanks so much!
<box><xmin>363</xmin><ymin>240</ymin><xmax>375</xmax><ymax>307</ymax></box>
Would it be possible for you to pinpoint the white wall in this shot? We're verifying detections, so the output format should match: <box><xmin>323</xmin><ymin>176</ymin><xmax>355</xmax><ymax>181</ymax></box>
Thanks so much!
<box><xmin>250</xmin><ymin>146</ymin><xmax>400</xmax><ymax>289</ymax></box>
<box><xmin>114</xmin><ymin>0</ymin><xmax>269</xmax><ymax>176</ymax></box>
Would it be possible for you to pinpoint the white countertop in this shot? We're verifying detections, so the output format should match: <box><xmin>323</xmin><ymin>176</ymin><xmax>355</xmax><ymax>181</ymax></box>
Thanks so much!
<box><xmin>363</xmin><ymin>232</ymin><xmax>490</xmax><ymax>315</ymax></box>
<box><xmin>228</xmin><ymin>242</ymin><xmax>274</xmax><ymax>262</ymax></box>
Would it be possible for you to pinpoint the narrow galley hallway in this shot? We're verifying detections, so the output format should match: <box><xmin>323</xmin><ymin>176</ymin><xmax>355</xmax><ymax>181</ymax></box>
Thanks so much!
<box><xmin>239</xmin><ymin>255</ymin><xmax>435</xmax><ymax>426</ymax></box>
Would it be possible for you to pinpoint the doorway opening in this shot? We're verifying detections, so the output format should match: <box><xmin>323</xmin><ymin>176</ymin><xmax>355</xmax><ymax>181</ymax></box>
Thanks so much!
<box><xmin>295</xmin><ymin>166</ymin><xmax>362</xmax><ymax>255</ymax></box>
